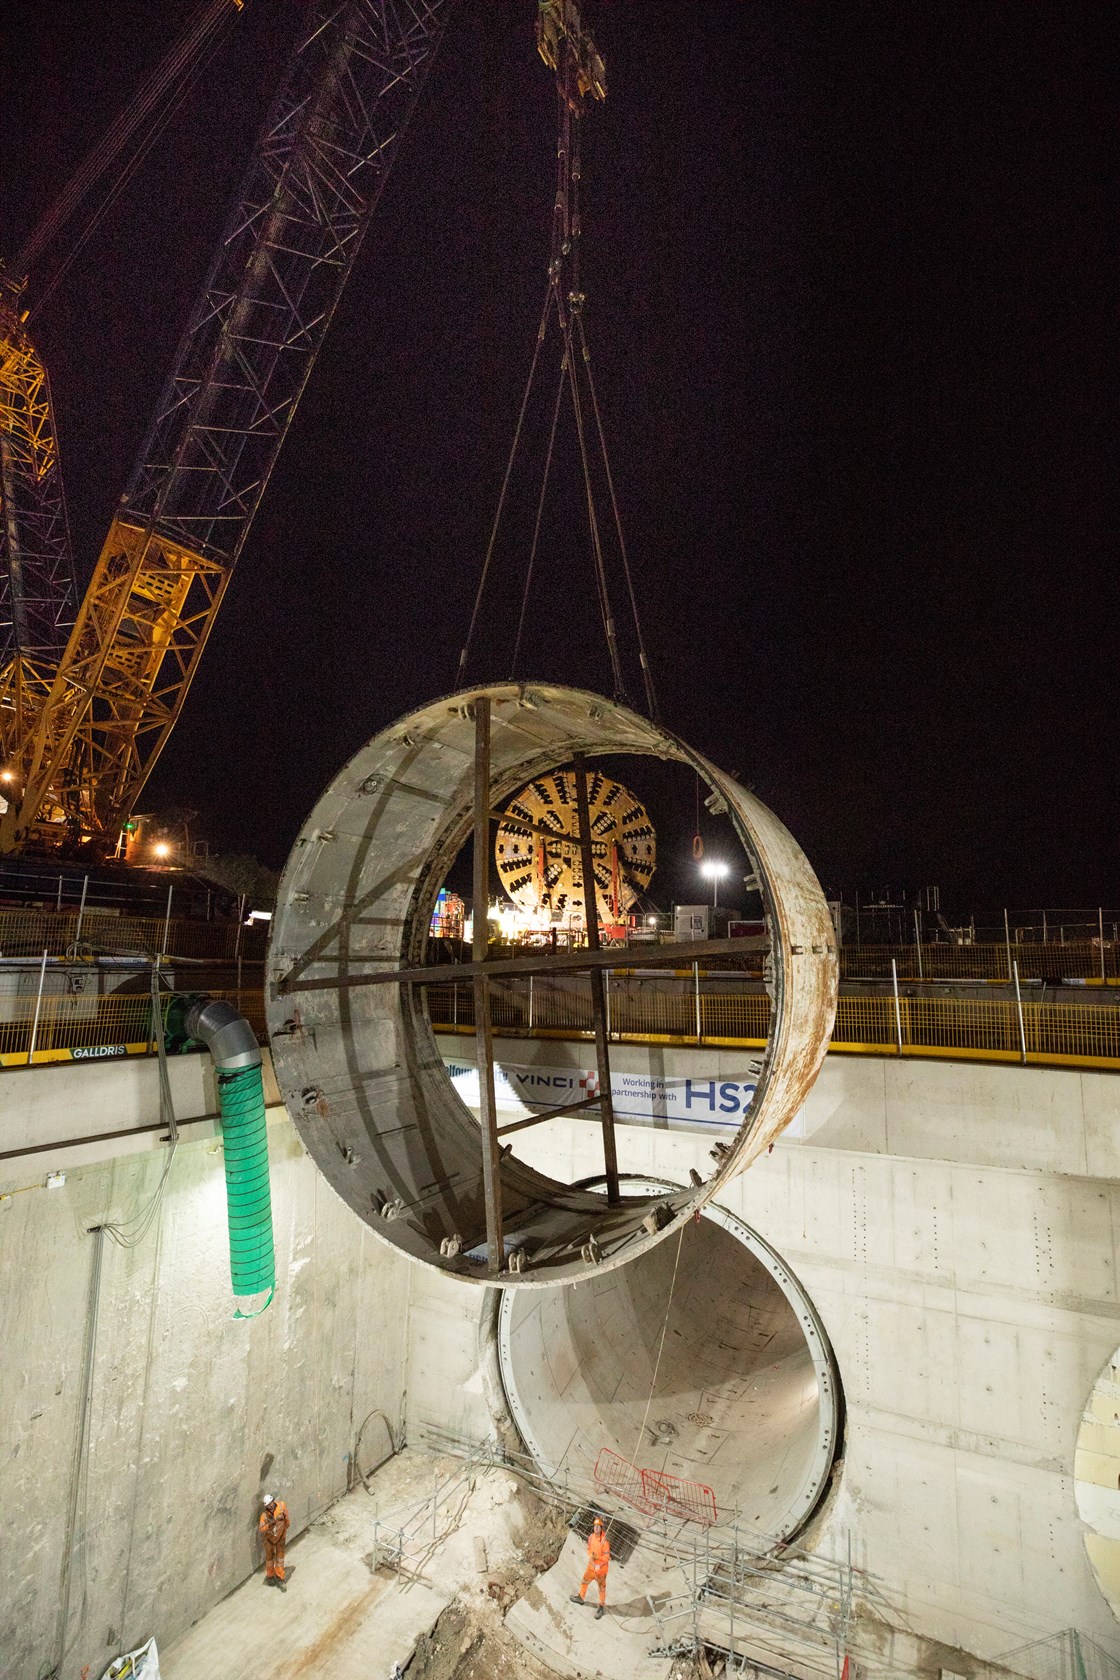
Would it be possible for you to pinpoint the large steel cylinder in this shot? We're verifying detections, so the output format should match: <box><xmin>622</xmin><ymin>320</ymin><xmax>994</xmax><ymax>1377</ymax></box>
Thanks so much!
<box><xmin>266</xmin><ymin>683</ymin><xmax>837</xmax><ymax>1286</ymax></box>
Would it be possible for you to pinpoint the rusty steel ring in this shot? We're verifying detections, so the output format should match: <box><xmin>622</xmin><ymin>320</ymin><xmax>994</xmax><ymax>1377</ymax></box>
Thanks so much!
<box><xmin>266</xmin><ymin>683</ymin><xmax>837</xmax><ymax>1287</ymax></box>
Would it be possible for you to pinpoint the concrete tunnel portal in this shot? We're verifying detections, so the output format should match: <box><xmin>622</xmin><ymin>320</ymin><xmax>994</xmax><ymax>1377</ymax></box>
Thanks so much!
<box><xmin>496</xmin><ymin>1179</ymin><xmax>842</xmax><ymax>1542</ymax></box>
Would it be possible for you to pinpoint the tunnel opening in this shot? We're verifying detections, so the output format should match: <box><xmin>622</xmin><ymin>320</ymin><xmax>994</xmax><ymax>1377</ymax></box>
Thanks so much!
<box><xmin>497</xmin><ymin>1179</ymin><xmax>842</xmax><ymax>1544</ymax></box>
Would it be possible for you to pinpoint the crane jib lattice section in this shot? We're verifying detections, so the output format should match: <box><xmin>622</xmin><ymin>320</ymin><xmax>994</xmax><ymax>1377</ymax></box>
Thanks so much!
<box><xmin>595</xmin><ymin>1448</ymin><xmax>718</xmax><ymax>1526</ymax></box>
<box><xmin>3</xmin><ymin>0</ymin><xmax>458</xmax><ymax>848</ymax></box>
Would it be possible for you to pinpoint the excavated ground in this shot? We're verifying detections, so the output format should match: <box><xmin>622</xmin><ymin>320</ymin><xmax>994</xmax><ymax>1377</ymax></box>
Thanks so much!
<box><xmin>404</xmin><ymin>1485</ymin><xmax>570</xmax><ymax>1680</ymax></box>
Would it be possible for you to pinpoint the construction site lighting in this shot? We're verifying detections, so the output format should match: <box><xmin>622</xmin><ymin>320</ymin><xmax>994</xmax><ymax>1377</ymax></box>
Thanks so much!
<box><xmin>700</xmin><ymin>858</ymin><xmax>730</xmax><ymax>908</ymax></box>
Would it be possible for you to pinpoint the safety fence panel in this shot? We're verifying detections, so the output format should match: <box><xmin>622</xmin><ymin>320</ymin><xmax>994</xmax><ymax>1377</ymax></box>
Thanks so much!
<box><xmin>427</xmin><ymin>981</ymin><xmax>1120</xmax><ymax>1069</ymax></box>
<box><xmin>607</xmin><ymin>985</ymin><xmax>697</xmax><ymax>1039</ymax></box>
<box><xmin>1025</xmin><ymin>1001</ymin><xmax>1120</xmax><ymax>1062</ymax></box>
<box><xmin>0</xmin><ymin>990</ymin><xmax>155</xmax><ymax>1061</ymax></box>
<box><xmin>0</xmin><ymin>985</ymin><xmax>266</xmax><ymax>1065</ymax></box>
<box><xmin>594</xmin><ymin>1447</ymin><xmax>717</xmax><ymax>1526</ymax></box>
<box><xmin>0</xmin><ymin>906</ymin><xmax>265</xmax><ymax>961</ymax></box>
<box><xmin>905</xmin><ymin>995</ymin><xmax>1019</xmax><ymax>1052</ymax></box>
<box><xmin>700</xmin><ymin>990</ymin><xmax>770</xmax><ymax>1042</ymax></box>
<box><xmin>841</xmin><ymin>940</ymin><xmax>1119</xmax><ymax>982</ymax></box>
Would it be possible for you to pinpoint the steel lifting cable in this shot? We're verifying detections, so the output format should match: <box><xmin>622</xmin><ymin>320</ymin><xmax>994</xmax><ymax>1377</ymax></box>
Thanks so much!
<box><xmin>632</xmin><ymin>1220</ymin><xmax>688</xmax><ymax>1468</ymax></box>
<box><xmin>457</xmin><ymin>58</ymin><xmax>578</xmax><ymax>690</ymax></box>
<box><xmin>556</xmin><ymin>73</ymin><xmax>628</xmax><ymax>703</ymax></box>
<box><xmin>511</xmin><ymin>360</ymin><xmax>566</xmax><ymax>679</ymax></box>
<box><xmin>572</xmin><ymin>309</ymin><xmax>660</xmax><ymax>721</ymax></box>
<box><xmin>559</xmin><ymin>51</ymin><xmax>657</xmax><ymax>714</ymax></box>
<box><xmin>456</xmin><ymin>280</ymin><xmax>555</xmax><ymax>690</ymax></box>
<box><xmin>461</xmin><ymin>18</ymin><xmax>657</xmax><ymax>712</ymax></box>
<box><xmin>21</xmin><ymin>0</ymin><xmax>239</xmax><ymax>314</ymax></box>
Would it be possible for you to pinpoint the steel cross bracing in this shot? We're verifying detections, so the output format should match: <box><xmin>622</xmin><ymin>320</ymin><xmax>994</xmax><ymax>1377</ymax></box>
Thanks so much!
<box><xmin>1</xmin><ymin>0</ymin><xmax>458</xmax><ymax>851</ymax></box>
<box><xmin>468</xmin><ymin>703</ymin><xmax>621</xmax><ymax>1275</ymax></box>
<box><xmin>0</xmin><ymin>286</ymin><xmax>79</xmax><ymax>770</ymax></box>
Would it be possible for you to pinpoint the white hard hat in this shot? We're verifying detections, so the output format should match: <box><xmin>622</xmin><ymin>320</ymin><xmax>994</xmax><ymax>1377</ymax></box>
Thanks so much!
<box><xmin>262</xmin><ymin>1492</ymin><xmax>275</xmax><ymax>1506</ymax></box>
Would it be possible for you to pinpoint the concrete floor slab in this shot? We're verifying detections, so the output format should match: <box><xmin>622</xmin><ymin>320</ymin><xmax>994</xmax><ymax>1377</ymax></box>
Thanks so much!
<box><xmin>162</xmin><ymin>1525</ymin><xmax>450</xmax><ymax>1680</ymax></box>
<box><xmin>506</xmin><ymin>1532</ymin><xmax>671</xmax><ymax>1680</ymax></box>
<box><xmin>161</xmin><ymin>1449</ymin><xmax>546</xmax><ymax>1680</ymax></box>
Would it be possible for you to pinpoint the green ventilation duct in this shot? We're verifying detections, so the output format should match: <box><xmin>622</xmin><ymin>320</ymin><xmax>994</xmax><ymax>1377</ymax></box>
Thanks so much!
<box><xmin>182</xmin><ymin>997</ymin><xmax>274</xmax><ymax>1316</ymax></box>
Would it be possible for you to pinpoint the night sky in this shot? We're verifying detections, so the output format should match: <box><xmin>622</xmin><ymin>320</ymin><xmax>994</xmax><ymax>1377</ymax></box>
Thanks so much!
<box><xmin>2</xmin><ymin>2</ymin><xmax>1115</xmax><ymax>914</ymax></box>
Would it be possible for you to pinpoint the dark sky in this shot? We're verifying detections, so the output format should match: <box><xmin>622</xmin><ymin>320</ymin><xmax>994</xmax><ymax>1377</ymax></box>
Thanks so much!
<box><xmin>2</xmin><ymin>1</ymin><xmax>1115</xmax><ymax>913</ymax></box>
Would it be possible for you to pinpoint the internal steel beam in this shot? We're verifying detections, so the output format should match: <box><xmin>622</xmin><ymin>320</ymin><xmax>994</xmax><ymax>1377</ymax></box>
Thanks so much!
<box><xmin>276</xmin><ymin>932</ymin><xmax>768</xmax><ymax>995</ymax></box>
<box><xmin>496</xmin><ymin>1093</ymin><xmax>602</xmax><ymax>1138</ymax></box>
<box><xmin>573</xmin><ymin>750</ymin><xmax>620</xmax><ymax>1204</ymax></box>
<box><xmin>471</xmin><ymin>697</ymin><xmax>504</xmax><ymax>1273</ymax></box>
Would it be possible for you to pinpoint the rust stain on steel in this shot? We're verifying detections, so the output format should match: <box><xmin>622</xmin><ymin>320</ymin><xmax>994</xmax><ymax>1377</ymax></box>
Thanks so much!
<box><xmin>266</xmin><ymin>683</ymin><xmax>838</xmax><ymax>1289</ymax></box>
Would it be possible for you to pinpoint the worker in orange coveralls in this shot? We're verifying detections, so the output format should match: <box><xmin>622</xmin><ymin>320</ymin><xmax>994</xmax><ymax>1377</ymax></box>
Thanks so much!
<box><xmin>259</xmin><ymin>1493</ymin><xmax>290</xmax><ymax>1588</ymax></box>
<box><xmin>570</xmin><ymin>1515</ymin><xmax>610</xmax><ymax>1619</ymax></box>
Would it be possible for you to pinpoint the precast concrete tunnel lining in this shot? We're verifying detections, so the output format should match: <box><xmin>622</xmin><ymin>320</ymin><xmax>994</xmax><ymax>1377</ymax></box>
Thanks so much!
<box><xmin>266</xmin><ymin>684</ymin><xmax>837</xmax><ymax>1286</ymax></box>
<box><xmin>497</xmin><ymin>1181</ymin><xmax>841</xmax><ymax>1540</ymax></box>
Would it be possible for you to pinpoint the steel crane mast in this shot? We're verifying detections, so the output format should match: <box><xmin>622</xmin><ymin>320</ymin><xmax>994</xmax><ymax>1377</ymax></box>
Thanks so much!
<box><xmin>0</xmin><ymin>0</ymin><xmax>457</xmax><ymax>853</ymax></box>
<box><xmin>0</xmin><ymin>277</ymin><xmax>80</xmax><ymax>778</ymax></box>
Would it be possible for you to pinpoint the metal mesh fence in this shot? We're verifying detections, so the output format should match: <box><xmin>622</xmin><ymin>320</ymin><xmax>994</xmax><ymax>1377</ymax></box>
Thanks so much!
<box><xmin>0</xmin><ymin>906</ymin><xmax>266</xmax><ymax>961</ymax></box>
<box><xmin>998</xmin><ymin>1629</ymin><xmax>1120</xmax><ymax>1680</ymax></box>
<box><xmin>426</xmin><ymin>977</ymin><xmax>1120</xmax><ymax>1069</ymax></box>
<box><xmin>842</xmin><ymin>940</ymin><xmax>1118</xmax><ymax>982</ymax></box>
<box><xmin>0</xmin><ymin>985</ymin><xmax>265</xmax><ymax>1062</ymax></box>
<box><xmin>3</xmin><ymin>960</ymin><xmax>1118</xmax><ymax>1072</ymax></box>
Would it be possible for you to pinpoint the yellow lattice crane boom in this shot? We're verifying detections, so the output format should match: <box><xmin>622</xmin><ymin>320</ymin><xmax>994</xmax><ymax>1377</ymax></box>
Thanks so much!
<box><xmin>0</xmin><ymin>0</ymin><xmax>459</xmax><ymax>853</ymax></box>
<box><xmin>0</xmin><ymin>272</ymin><xmax>79</xmax><ymax>801</ymax></box>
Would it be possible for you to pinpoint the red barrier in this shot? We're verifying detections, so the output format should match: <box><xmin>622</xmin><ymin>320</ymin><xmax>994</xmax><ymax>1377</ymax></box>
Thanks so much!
<box><xmin>594</xmin><ymin>1448</ymin><xmax>717</xmax><ymax>1526</ymax></box>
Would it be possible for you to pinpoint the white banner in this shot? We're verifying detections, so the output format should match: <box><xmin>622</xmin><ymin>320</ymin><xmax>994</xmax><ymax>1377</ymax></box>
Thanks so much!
<box><xmin>442</xmin><ymin>1055</ymin><xmax>756</xmax><ymax>1129</ymax></box>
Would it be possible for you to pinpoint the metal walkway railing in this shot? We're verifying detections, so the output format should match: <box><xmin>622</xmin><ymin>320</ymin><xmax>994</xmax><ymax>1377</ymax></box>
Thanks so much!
<box><xmin>0</xmin><ymin>982</ymin><xmax>265</xmax><ymax>1067</ymax></box>
<box><xmin>0</xmin><ymin>904</ymin><xmax>265</xmax><ymax>962</ymax></box>
<box><xmin>427</xmin><ymin>976</ymin><xmax>1120</xmax><ymax>1072</ymax></box>
<box><xmin>3</xmin><ymin>970</ymin><xmax>1119</xmax><ymax>1074</ymax></box>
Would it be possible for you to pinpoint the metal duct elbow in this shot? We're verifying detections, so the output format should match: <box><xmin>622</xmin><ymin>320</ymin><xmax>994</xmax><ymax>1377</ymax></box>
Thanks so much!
<box><xmin>185</xmin><ymin>997</ymin><xmax>263</xmax><ymax>1073</ymax></box>
<box><xmin>183</xmin><ymin>995</ymin><xmax>273</xmax><ymax>1316</ymax></box>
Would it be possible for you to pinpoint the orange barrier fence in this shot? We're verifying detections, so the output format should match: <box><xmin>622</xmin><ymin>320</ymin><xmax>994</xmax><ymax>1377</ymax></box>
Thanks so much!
<box><xmin>594</xmin><ymin>1448</ymin><xmax>718</xmax><ymax>1525</ymax></box>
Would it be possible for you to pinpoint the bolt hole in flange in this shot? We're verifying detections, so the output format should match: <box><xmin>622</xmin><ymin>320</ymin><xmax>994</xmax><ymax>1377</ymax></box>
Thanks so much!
<box><xmin>497</xmin><ymin>1178</ymin><xmax>843</xmax><ymax>1542</ymax></box>
<box><xmin>265</xmin><ymin>684</ymin><xmax>837</xmax><ymax>1286</ymax></box>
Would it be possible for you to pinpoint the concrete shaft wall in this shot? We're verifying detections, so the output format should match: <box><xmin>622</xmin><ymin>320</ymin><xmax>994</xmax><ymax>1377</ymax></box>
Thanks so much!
<box><xmin>0</xmin><ymin>1064</ymin><xmax>410</xmax><ymax>1680</ymax></box>
<box><xmin>6</xmin><ymin>1042</ymin><xmax>1120</xmax><ymax>1674</ymax></box>
<box><xmin>425</xmin><ymin>1034</ymin><xmax>1120</xmax><ymax>1662</ymax></box>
